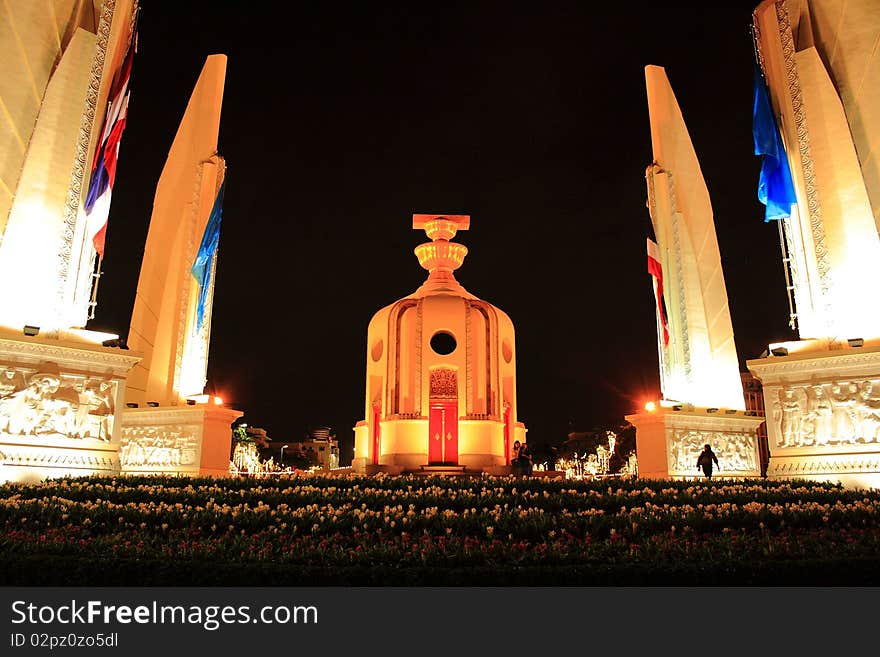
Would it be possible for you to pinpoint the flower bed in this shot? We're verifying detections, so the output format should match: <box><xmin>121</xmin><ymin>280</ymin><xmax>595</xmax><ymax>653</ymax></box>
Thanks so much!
<box><xmin>1</xmin><ymin>474</ymin><xmax>879</xmax><ymax>585</ymax></box>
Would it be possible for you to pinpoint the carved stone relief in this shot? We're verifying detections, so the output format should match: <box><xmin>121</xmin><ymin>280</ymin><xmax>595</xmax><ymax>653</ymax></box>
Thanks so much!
<box><xmin>670</xmin><ymin>429</ymin><xmax>757</xmax><ymax>473</ymax></box>
<box><xmin>0</xmin><ymin>362</ymin><xmax>116</xmax><ymax>441</ymax></box>
<box><xmin>430</xmin><ymin>368</ymin><xmax>457</xmax><ymax>398</ymax></box>
<box><xmin>770</xmin><ymin>380</ymin><xmax>880</xmax><ymax>448</ymax></box>
<box><xmin>770</xmin><ymin>457</ymin><xmax>880</xmax><ymax>476</ymax></box>
<box><xmin>0</xmin><ymin>447</ymin><xmax>116</xmax><ymax>470</ymax></box>
<box><xmin>119</xmin><ymin>425</ymin><xmax>199</xmax><ymax>469</ymax></box>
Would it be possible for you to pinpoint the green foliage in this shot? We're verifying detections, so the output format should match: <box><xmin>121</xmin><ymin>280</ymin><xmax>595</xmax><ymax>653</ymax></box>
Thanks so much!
<box><xmin>232</xmin><ymin>425</ymin><xmax>252</xmax><ymax>444</ymax></box>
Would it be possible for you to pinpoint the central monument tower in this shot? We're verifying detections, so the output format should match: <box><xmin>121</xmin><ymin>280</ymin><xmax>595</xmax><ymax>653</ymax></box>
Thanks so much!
<box><xmin>352</xmin><ymin>214</ymin><xmax>526</xmax><ymax>474</ymax></box>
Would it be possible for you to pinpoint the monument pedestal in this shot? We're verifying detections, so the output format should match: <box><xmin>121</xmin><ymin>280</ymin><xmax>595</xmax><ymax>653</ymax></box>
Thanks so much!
<box><xmin>626</xmin><ymin>407</ymin><xmax>763</xmax><ymax>480</ymax></box>
<box><xmin>0</xmin><ymin>328</ymin><xmax>141</xmax><ymax>484</ymax></box>
<box><xmin>352</xmin><ymin>416</ymin><xmax>513</xmax><ymax>475</ymax></box>
<box><xmin>748</xmin><ymin>341</ymin><xmax>880</xmax><ymax>489</ymax></box>
<box><xmin>120</xmin><ymin>404</ymin><xmax>243</xmax><ymax>477</ymax></box>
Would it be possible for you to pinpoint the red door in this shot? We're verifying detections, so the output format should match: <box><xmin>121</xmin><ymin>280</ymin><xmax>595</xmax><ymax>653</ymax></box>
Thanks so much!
<box><xmin>503</xmin><ymin>403</ymin><xmax>512</xmax><ymax>465</ymax></box>
<box><xmin>429</xmin><ymin>400</ymin><xmax>458</xmax><ymax>464</ymax></box>
<box><xmin>371</xmin><ymin>403</ymin><xmax>381</xmax><ymax>465</ymax></box>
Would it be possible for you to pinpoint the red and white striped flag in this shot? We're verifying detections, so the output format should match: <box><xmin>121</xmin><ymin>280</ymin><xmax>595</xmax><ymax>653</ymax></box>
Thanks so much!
<box><xmin>647</xmin><ymin>237</ymin><xmax>669</xmax><ymax>347</ymax></box>
<box><xmin>84</xmin><ymin>28</ymin><xmax>137</xmax><ymax>258</ymax></box>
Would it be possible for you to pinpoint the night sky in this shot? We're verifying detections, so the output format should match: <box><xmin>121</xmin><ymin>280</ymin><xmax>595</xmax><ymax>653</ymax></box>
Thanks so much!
<box><xmin>92</xmin><ymin>1</ymin><xmax>794</xmax><ymax>462</ymax></box>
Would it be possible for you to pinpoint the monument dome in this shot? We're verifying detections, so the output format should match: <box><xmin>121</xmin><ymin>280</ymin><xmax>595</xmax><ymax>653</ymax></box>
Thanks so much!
<box><xmin>352</xmin><ymin>214</ymin><xmax>526</xmax><ymax>474</ymax></box>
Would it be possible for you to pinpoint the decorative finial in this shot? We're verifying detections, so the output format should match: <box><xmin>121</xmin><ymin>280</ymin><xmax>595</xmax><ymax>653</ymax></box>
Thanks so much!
<box><xmin>413</xmin><ymin>214</ymin><xmax>470</xmax><ymax>242</ymax></box>
<box><xmin>411</xmin><ymin>214</ymin><xmax>470</xmax><ymax>291</ymax></box>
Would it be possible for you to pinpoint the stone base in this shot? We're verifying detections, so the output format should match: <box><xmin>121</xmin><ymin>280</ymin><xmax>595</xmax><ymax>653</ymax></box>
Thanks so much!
<box><xmin>0</xmin><ymin>328</ymin><xmax>140</xmax><ymax>484</ymax></box>
<box><xmin>0</xmin><ymin>435</ymin><xmax>120</xmax><ymax>483</ymax></box>
<box><xmin>748</xmin><ymin>340</ymin><xmax>880</xmax><ymax>489</ymax></box>
<box><xmin>120</xmin><ymin>404</ymin><xmax>243</xmax><ymax>477</ymax></box>
<box><xmin>352</xmin><ymin>417</ymin><xmax>523</xmax><ymax>475</ymax></box>
<box><xmin>626</xmin><ymin>406</ymin><xmax>763</xmax><ymax>480</ymax></box>
<box><xmin>409</xmin><ymin>464</ymin><xmax>473</xmax><ymax>477</ymax></box>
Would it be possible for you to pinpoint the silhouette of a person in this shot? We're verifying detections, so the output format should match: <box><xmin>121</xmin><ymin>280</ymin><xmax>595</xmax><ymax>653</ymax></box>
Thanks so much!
<box><xmin>696</xmin><ymin>444</ymin><xmax>719</xmax><ymax>479</ymax></box>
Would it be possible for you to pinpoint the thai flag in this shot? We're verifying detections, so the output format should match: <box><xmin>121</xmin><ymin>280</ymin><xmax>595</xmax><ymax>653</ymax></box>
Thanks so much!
<box><xmin>84</xmin><ymin>30</ymin><xmax>137</xmax><ymax>258</ymax></box>
<box><xmin>647</xmin><ymin>237</ymin><xmax>669</xmax><ymax>347</ymax></box>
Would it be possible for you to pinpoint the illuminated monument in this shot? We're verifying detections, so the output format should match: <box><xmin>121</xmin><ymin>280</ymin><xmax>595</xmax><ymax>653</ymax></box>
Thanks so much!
<box><xmin>0</xmin><ymin>2</ymin><xmax>238</xmax><ymax>482</ymax></box>
<box><xmin>120</xmin><ymin>54</ymin><xmax>242</xmax><ymax>477</ymax></box>
<box><xmin>747</xmin><ymin>0</ymin><xmax>880</xmax><ymax>487</ymax></box>
<box><xmin>626</xmin><ymin>66</ymin><xmax>762</xmax><ymax>480</ymax></box>
<box><xmin>0</xmin><ymin>1</ymin><xmax>141</xmax><ymax>482</ymax></box>
<box><xmin>352</xmin><ymin>215</ymin><xmax>526</xmax><ymax>474</ymax></box>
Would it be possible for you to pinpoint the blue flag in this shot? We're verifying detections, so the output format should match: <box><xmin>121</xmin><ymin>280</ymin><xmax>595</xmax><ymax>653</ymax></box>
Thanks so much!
<box><xmin>191</xmin><ymin>182</ymin><xmax>225</xmax><ymax>331</ymax></box>
<box><xmin>753</xmin><ymin>67</ymin><xmax>797</xmax><ymax>221</ymax></box>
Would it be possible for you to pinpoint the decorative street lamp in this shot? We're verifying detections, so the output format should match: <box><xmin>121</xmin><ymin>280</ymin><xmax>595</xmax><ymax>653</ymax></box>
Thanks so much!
<box><xmin>280</xmin><ymin>444</ymin><xmax>289</xmax><ymax>466</ymax></box>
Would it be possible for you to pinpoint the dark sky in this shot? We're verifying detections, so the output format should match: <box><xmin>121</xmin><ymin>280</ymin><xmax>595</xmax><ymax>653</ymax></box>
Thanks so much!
<box><xmin>92</xmin><ymin>1</ymin><xmax>795</xmax><ymax>461</ymax></box>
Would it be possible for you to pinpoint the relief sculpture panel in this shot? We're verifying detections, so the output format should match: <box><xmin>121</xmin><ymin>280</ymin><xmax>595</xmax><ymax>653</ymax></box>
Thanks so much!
<box><xmin>0</xmin><ymin>362</ymin><xmax>116</xmax><ymax>441</ymax></box>
<box><xmin>120</xmin><ymin>425</ymin><xmax>200</xmax><ymax>470</ymax></box>
<box><xmin>670</xmin><ymin>429</ymin><xmax>758</xmax><ymax>473</ymax></box>
<box><xmin>770</xmin><ymin>379</ymin><xmax>880</xmax><ymax>448</ymax></box>
<box><xmin>429</xmin><ymin>368</ymin><xmax>457</xmax><ymax>398</ymax></box>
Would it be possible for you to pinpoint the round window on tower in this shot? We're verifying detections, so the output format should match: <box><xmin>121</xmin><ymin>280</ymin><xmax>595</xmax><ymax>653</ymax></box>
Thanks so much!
<box><xmin>430</xmin><ymin>331</ymin><xmax>457</xmax><ymax>355</ymax></box>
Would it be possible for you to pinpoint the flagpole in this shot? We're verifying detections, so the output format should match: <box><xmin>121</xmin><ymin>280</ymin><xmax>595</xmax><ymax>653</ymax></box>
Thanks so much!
<box><xmin>88</xmin><ymin>254</ymin><xmax>103</xmax><ymax>320</ymax></box>
<box><xmin>777</xmin><ymin>217</ymin><xmax>797</xmax><ymax>331</ymax></box>
<box><xmin>655</xmin><ymin>296</ymin><xmax>667</xmax><ymax>402</ymax></box>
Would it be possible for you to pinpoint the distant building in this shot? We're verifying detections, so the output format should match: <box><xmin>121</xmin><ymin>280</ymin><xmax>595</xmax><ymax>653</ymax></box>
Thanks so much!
<box><xmin>269</xmin><ymin>427</ymin><xmax>339</xmax><ymax>470</ymax></box>
<box><xmin>741</xmin><ymin>372</ymin><xmax>769</xmax><ymax>477</ymax></box>
<box><xmin>301</xmin><ymin>427</ymin><xmax>340</xmax><ymax>469</ymax></box>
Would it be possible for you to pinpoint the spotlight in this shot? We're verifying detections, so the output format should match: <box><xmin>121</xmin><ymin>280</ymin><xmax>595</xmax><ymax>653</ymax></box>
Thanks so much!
<box><xmin>146</xmin><ymin>401</ymin><xmax>159</xmax><ymax>407</ymax></box>
<box><xmin>725</xmin><ymin>409</ymin><xmax>737</xmax><ymax>414</ymax></box>
<box><xmin>23</xmin><ymin>325</ymin><xmax>39</xmax><ymax>336</ymax></box>
<box><xmin>101</xmin><ymin>338</ymin><xmax>129</xmax><ymax>349</ymax></box>
<box><xmin>186</xmin><ymin>399</ymin><xmax>196</xmax><ymax>405</ymax></box>
<box><xmin>126</xmin><ymin>402</ymin><xmax>139</xmax><ymax>409</ymax></box>
<box><xmin>770</xmin><ymin>347</ymin><xmax>789</xmax><ymax>357</ymax></box>
<box><xmin>847</xmin><ymin>338</ymin><xmax>864</xmax><ymax>348</ymax></box>
<box><xmin>707</xmin><ymin>407</ymin><xmax>719</xmax><ymax>413</ymax></box>
<box><xmin>672</xmin><ymin>405</ymin><xmax>683</xmax><ymax>411</ymax></box>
